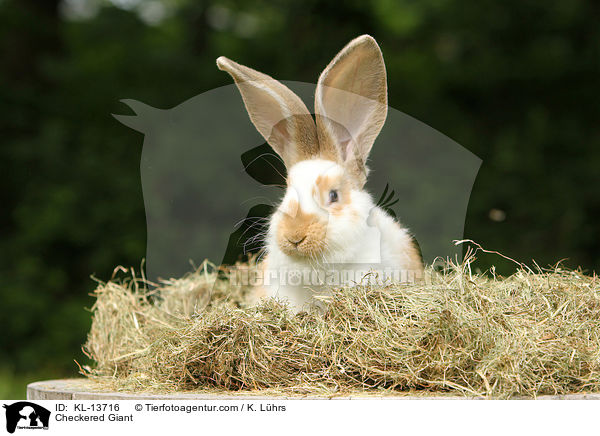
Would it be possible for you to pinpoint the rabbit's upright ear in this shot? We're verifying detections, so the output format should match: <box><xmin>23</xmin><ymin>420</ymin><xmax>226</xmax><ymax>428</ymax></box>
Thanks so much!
<box><xmin>315</xmin><ymin>35</ymin><xmax>388</xmax><ymax>187</ymax></box>
<box><xmin>217</xmin><ymin>57</ymin><xmax>318</xmax><ymax>168</ymax></box>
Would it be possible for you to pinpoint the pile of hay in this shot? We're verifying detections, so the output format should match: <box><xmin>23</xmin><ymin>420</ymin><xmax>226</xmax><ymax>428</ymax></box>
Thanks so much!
<box><xmin>83</xmin><ymin>253</ymin><xmax>600</xmax><ymax>398</ymax></box>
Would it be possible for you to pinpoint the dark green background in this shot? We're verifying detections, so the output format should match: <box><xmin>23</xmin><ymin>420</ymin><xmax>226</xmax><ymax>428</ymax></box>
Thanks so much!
<box><xmin>1</xmin><ymin>0</ymin><xmax>599</xmax><ymax>398</ymax></box>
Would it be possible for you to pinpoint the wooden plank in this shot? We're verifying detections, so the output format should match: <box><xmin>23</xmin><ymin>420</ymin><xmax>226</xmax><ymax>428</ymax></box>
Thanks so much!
<box><xmin>26</xmin><ymin>379</ymin><xmax>464</xmax><ymax>400</ymax></box>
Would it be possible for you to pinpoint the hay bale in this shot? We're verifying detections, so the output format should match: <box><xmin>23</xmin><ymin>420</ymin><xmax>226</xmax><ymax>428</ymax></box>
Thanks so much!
<box><xmin>82</xmin><ymin>257</ymin><xmax>600</xmax><ymax>398</ymax></box>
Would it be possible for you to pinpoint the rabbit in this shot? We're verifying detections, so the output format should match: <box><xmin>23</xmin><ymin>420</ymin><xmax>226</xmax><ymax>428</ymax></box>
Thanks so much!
<box><xmin>217</xmin><ymin>35</ymin><xmax>424</xmax><ymax>312</ymax></box>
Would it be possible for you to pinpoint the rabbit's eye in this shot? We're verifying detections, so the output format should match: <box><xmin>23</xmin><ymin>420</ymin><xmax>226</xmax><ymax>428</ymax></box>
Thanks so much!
<box><xmin>328</xmin><ymin>190</ymin><xmax>339</xmax><ymax>203</ymax></box>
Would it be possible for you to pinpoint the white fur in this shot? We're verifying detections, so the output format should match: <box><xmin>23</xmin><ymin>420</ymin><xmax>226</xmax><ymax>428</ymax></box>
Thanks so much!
<box><xmin>264</xmin><ymin>159</ymin><xmax>418</xmax><ymax>312</ymax></box>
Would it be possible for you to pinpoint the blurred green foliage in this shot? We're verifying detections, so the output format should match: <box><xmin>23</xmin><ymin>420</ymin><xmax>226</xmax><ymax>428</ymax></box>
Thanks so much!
<box><xmin>0</xmin><ymin>0</ymin><xmax>598</xmax><ymax>398</ymax></box>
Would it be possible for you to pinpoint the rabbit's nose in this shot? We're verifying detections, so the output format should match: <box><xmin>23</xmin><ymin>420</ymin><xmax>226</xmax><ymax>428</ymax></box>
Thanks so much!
<box><xmin>286</xmin><ymin>235</ymin><xmax>306</xmax><ymax>246</ymax></box>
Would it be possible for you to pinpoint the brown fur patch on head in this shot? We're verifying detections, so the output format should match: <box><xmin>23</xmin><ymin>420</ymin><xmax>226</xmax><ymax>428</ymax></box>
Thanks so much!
<box><xmin>277</xmin><ymin>204</ymin><xmax>327</xmax><ymax>258</ymax></box>
<box><xmin>314</xmin><ymin>124</ymin><xmax>341</xmax><ymax>163</ymax></box>
<box><xmin>314</xmin><ymin>172</ymin><xmax>352</xmax><ymax>217</ymax></box>
<box><xmin>313</xmin><ymin>118</ymin><xmax>370</xmax><ymax>189</ymax></box>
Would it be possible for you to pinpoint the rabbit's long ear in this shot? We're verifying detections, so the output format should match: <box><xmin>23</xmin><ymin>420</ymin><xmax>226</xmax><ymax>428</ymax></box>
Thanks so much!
<box><xmin>217</xmin><ymin>56</ymin><xmax>318</xmax><ymax>168</ymax></box>
<box><xmin>315</xmin><ymin>35</ymin><xmax>388</xmax><ymax>187</ymax></box>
